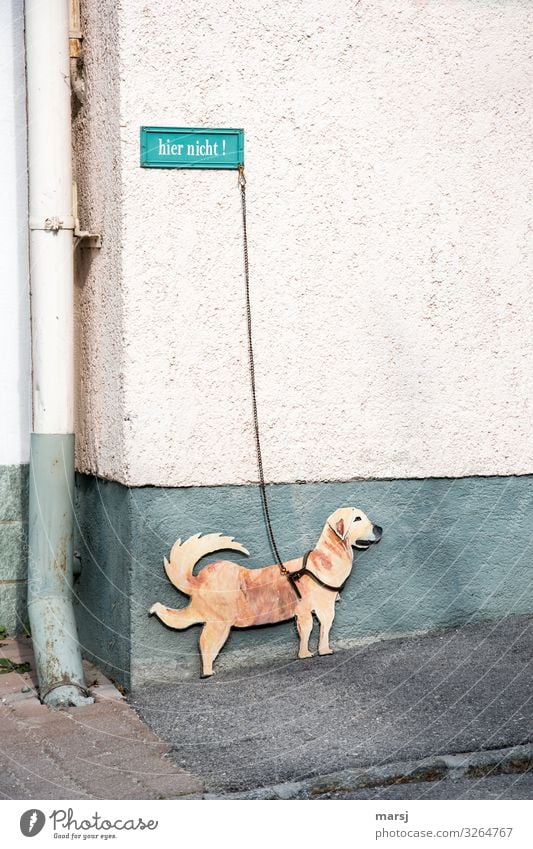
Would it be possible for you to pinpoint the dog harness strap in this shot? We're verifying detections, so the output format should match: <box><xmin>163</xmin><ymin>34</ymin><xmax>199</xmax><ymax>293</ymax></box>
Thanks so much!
<box><xmin>287</xmin><ymin>575</ymin><xmax>302</xmax><ymax>599</ymax></box>
<box><xmin>289</xmin><ymin>551</ymin><xmax>346</xmax><ymax>594</ymax></box>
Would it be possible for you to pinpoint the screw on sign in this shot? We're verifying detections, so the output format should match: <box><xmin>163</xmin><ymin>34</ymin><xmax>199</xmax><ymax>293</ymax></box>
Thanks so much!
<box><xmin>20</xmin><ymin>809</ymin><xmax>46</xmax><ymax>837</ymax></box>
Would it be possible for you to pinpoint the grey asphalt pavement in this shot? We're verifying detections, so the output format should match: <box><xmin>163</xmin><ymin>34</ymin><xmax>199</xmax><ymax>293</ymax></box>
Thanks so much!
<box><xmin>130</xmin><ymin>615</ymin><xmax>533</xmax><ymax>797</ymax></box>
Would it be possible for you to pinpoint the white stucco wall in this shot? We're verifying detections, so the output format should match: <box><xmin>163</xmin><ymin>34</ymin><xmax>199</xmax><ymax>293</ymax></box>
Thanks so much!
<box><xmin>0</xmin><ymin>0</ymin><xmax>31</xmax><ymax>465</ymax></box>
<box><xmin>76</xmin><ymin>0</ymin><xmax>533</xmax><ymax>487</ymax></box>
<box><xmin>74</xmin><ymin>0</ymin><xmax>125</xmax><ymax>481</ymax></box>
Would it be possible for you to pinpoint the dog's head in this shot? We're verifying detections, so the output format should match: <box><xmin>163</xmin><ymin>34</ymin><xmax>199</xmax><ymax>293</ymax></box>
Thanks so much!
<box><xmin>327</xmin><ymin>507</ymin><xmax>382</xmax><ymax>550</ymax></box>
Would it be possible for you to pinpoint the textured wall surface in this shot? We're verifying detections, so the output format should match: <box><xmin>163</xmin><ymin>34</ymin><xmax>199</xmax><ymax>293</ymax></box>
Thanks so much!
<box><xmin>74</xmin><ymin>473</ymin><xmax>533</xmax><ymax>688</ymax></box>
<box><xmin>73</xmin><ymin>0</ymin><xmax>126</xmax><ymax>481</ymax></box>
<box><xmin>0</xmin><ymin>0</ymin><xmax>31</xmax><ymax>466</ymax></box>
<box><xmin>77</xmin><ymin>0</ymin><xmax>533</xmax><ymax>487</ymax></box>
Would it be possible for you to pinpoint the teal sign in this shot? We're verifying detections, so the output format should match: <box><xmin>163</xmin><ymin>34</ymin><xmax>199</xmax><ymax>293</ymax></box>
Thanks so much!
<box><xmin>140</xmin><ymin>127</ymin><xmax>244</xmax><ymax>169</ymax></box>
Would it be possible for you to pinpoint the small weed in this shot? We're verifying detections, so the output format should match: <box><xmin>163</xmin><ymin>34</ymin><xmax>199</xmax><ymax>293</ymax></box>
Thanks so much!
<box><xmin>0</xmin><ymin>658</ymin><xmax>31</xmax><ymax>675</ymax></box>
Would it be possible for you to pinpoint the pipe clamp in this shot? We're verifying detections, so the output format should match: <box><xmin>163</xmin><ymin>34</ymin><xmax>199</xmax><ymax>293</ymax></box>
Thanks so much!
<box><xmin>29</xmin><ymin>215</ymin><xmax>76</xmax><ymax>231</ymax></box>
<box><xmin>29</xmin><ymin>215</ymin><xmax>101</xmax><ymax>248</ymax></box>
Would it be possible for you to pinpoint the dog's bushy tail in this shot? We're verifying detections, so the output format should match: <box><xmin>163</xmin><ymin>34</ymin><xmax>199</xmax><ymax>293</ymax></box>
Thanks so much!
<box><xmin>164</xmin><ymin>533</ymin><xmax>249</xmax><ymax>594</ymax></box>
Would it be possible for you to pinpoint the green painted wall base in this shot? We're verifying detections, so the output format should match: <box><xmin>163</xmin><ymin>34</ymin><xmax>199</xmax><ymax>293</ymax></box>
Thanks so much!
<box><xmin>74</xmin><ymin>474</ymin><xmax>533</xmax><ymax>690</ymax></box>
<box><xmin>0</xmin><ymin>465</ymin><xmax>29</xmax><ymax>634</ymax></box>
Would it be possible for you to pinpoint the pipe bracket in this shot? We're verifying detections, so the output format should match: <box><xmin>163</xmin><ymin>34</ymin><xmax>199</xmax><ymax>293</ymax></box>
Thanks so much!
<box><xmin>29</xmin><ymin>215</ymin><xmax>76</xmax><ymax>231</ymax></box>
<box><xmin>28</xmin><ymin>216</ymin><xmax>101</xmax><ymax>248</ymax></box>
<box><xmin>74</xmin><ymin>222</ymin><xmax>102</xmax><ymax>249</ymax></box>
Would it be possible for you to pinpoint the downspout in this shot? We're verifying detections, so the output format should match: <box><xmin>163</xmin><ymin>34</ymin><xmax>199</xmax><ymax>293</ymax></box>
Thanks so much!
<box><xmin>25</xmin><ymin>0</ymin><xmax>92</xmax><ymax>707</ymax></box>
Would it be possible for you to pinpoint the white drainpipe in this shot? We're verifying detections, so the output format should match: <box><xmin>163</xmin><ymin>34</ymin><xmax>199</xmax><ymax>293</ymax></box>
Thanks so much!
<box><xmin>25</xmin><ymin>0</ymin><xmax>92</xmax><ymax>707</ymax></box>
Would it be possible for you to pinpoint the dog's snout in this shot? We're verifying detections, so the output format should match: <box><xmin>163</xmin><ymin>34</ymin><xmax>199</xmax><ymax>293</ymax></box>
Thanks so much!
<box><xmin>373</xmin><ymin>524</ymin><xmax>383</xmax><ymax>541</ymax></box>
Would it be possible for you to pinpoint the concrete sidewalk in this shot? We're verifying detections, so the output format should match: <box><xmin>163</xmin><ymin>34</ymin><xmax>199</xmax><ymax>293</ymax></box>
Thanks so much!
<box><xmin>130</xmin><ymin>615</ymin><xmax>533</xmax><ymax>799</ymax></box>
<box><xmin>0</xmin><ymin>636</ymin><xmax>204</xmax><ymax>799</ymax></box>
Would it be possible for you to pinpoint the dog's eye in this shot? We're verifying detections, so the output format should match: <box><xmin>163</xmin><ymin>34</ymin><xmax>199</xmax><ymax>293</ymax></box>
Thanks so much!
<box><xmin>353</xmin><ymin>516</ymin><xmax>361</xmax><ymax>522</ymax></box>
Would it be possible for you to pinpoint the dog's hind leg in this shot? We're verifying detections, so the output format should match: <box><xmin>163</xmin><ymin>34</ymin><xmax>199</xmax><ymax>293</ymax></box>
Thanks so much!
<box><xmin>199</xmin><ymin>621</ymin><xmax>231</xmax><ymax>678</ymax></box>
<box><xmin>296</xmin><ymin>610</ymin><xmax>314</xmax><ymax>659</ymax></box>
<box><xmin>150</xmin><ymin>602</ymin><xmax>203</xmax><ymax>630</ymax></box>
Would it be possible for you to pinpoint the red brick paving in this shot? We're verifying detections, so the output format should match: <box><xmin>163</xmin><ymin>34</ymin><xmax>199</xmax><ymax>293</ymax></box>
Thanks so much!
<box><xmin>0</xmin><ymin>637</ymin><xmax>204</xmax><ymax>799</ymax></box>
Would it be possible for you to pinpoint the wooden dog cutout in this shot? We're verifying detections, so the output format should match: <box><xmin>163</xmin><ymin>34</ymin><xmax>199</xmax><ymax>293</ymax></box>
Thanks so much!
<box><xmin>150</xmin><ymin>507</ymin><xmax>382</xmax><ymax>677</ymax></box>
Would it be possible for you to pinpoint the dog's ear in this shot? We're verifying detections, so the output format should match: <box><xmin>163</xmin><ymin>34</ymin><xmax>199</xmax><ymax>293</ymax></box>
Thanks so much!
<box><xmin>327</xmin><ymin>507</ymin><xmax>356</xmax><ymax>541</ymax></box>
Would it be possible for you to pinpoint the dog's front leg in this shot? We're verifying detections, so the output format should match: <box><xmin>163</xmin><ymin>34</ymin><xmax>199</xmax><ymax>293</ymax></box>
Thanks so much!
<box><xmin>296</xmin><ymin>610</ymin><xmax>314</xmax><ymax>659</ymax></box>
<box><xmin>317</xmin><ymin>601</ymin><xmax>335</xmax><ymax>656</ymax></box>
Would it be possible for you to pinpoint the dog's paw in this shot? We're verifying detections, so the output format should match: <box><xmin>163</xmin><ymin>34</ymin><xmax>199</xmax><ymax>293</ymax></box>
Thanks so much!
<box><xmin>200</xmin><ymin>672</ymin><xmax>214</xmax><ymax>679</ymax></box>
<box><xmin>298</xmin><ymin>650</ymin><xmax>315</xmax><ymax>659</ymax></box>
<box><xmin>318</xmin><ymin>648</ymin><xmax>334</xmax><ymax>656</ymax></box>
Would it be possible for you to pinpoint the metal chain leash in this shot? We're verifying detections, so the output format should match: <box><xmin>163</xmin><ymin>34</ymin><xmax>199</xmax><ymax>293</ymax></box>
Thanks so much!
<box><xmin>238</xmin><ymin>165</ymin><xmax>290</xmax><ymax>579</ymax></box>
